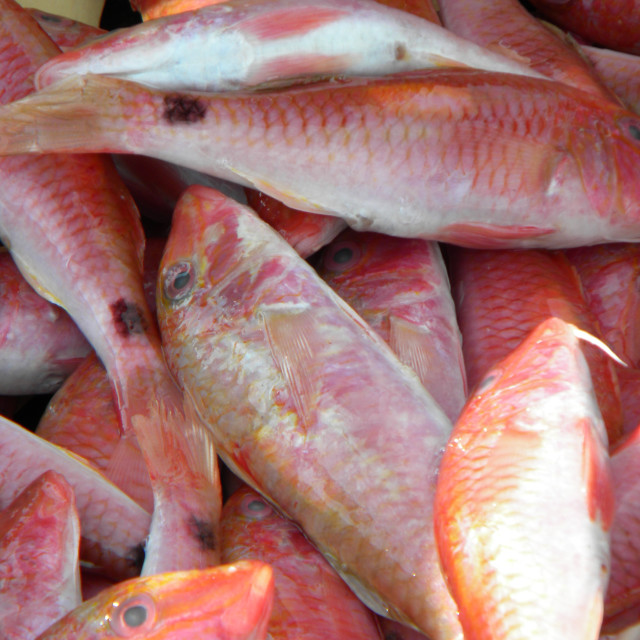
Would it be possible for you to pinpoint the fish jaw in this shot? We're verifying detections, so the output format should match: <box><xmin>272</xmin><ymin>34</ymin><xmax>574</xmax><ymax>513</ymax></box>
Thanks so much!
<box><xmin>36</xmin><ymin>561</ymin><xmax>275</xmax><ymax>639</ymax></box>
<box><xmin>435</xmin><ymin>317</ymin><xmax>613</xmax><ymax>640</ymax></box>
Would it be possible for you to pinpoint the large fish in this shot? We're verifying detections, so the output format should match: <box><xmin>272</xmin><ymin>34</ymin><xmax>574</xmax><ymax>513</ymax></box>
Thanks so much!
<box><xmin>36</xmin><ymin>560</ymin><xmax>275</xmax><ymax>640</ymax></box>
<box><xmin>0</xmin><ymin>0</ymin><xmax>221</xmax><ymax>575</ymax></box>
<box><xmin>157</xmin><ymin>185</ymin><xmax>462</xmax><ymax>638</ymax></box>
<box><xmin>35</xmin><ymin>0</ymin><xmax>538</xmax><ymax>93</ymax></box>
<box><xmin>2</xmin><ymin>70</ymin><xmax>640</xmax><ymax>248</ymax></box>
<box><xmin>221</xmin><ymin>485</ymin><xmax>382</xmax><ymax>639</ymax></box>
<box><xmin>435</xmin><ymin>317</ymin><xmax>613</xmax><ymax>640</ymax></box>
<box><xmin>0</xmin><ymin>470</ymin><xmax>80</xmax><ymax>640</ymax></box>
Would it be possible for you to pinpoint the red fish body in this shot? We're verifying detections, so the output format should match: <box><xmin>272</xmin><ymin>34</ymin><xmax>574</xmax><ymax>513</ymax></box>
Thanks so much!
<box><xmin>3</xmin><ymin>69</ymin><xmax>640</xmax><ymax>249</ymax></box>
<box><xmin>315</xmin><ymin>230</ymin><xmax>466</xmax><ymax>421</ymax></box>
<box><xmin>435</xmin><ymin>318</ymin><xmax>613</xmax><ymax>640</ymax></box>
<box><xmin>221</xmin><ymin>486</ymin><xmax>382</xmax><ymax>639</ymax></box>
<box><xmin>0</xmin><ymin>470</ymin><xmax>80</xmax><ymax>640</ymax></box>
<box><xmin>157</xmin><ymin>185</ymin><xmax>461</xmax><ymax>638</ymax></box>
<box><xmin>36</xmin><ymin>560</ymin><xmax>275</xmax><ymax>640</ymax></box>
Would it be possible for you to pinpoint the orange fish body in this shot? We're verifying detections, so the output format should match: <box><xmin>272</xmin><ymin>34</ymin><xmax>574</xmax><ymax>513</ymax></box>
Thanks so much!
<box><xmin>435</xmin><ymin>318</ymin><xmax>614</xmax><ymax>639</ymax></box>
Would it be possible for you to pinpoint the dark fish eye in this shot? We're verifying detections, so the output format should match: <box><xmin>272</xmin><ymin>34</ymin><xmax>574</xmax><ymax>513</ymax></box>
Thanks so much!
<box><xmin>240</xmin><ymin>493</ymin><xmax>273</xmax><ymax>519</ymax></box>
<box><xmin>322</xmin><ymin>240</ymin><xmax>361</xmax><ymax>272</ymax></box>
<box><xmin>618</xmin><ymin>117</ymin><xmax>640</xmax><ymax>142</ymax></box>
<box><xmin>110</xmin><ymin>593</ymin><xmax>156</xmax><ymax>637</ymax></box>
<box><xmin>630</xmin><ymin>124</ymin><xmax>640</xmax><ymax>141</ymax></box>
<box><xmin>163</xmin><ymin>261</ymin><xmax>195</xmax><ymax>302</ymax></box>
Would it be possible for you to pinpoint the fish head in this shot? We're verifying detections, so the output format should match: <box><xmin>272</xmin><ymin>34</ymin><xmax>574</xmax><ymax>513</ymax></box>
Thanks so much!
<box><xmin>39</xmin><ymin>561</ymin><xmax>275</xmax><ymax>639</ymax></box>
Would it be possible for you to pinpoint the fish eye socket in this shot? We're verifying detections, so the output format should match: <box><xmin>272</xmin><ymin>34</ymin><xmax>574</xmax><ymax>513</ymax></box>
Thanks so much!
<box><xmin>240</xmin><ymin>493</ymin><xmax>273</xmax><ymax>519</ymax></box>
<box><xmin>323</xmin><ymin>241</ymin><xmax>361</xmax><ymax>272</ymax></box>
<box><xmin>618</xmin><ymin>117</ymin><xmax>640</xmax><ymax>142</ymax></box>
<box><xmin>110</xmin><ymin>593</ymin><xmax>156</xmax><ymax>637</ymax></box>
<box><xmin>163</xmin><ymin>261</ymin><xmax>196</xmax><ymax>302</ymax></box>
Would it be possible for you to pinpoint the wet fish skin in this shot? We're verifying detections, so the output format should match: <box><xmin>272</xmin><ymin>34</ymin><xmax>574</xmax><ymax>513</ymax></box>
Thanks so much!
<box><xmin>3</xmin><ymin>70</ymin><xmax>640</xmax><ymax>249</ymax></box>
<box><xmin>36</xmin><ymin>560</ymin><xmax>275</xmax><ymax>640</ymax></box>
<box><xmin>0</xmin><ymin>470</ymin><xmax>81</xmax><ymax>640</ymax></box>
<box><xmin>30</xmin><ymin>8</ymin><xmax>104</xmax><ymax>51</ymax></box>
<box><xmin>157</xmin><ymin>184</ymin><xmax>461</xmax><ymax>638</ymax></box>
<box><xmin>0</xmin><ymin>249</ymin><xmax>90</xmax><ymax>395</ymax></box>
<box><xmin>434</xmin><ymin>317</ymin><xmax>613</xmax><ymax>640</ymax></box>
<box><xmin>221</xmin><ymin>485</ymin><xmax>383</xmax><ymax>639</ymax></box>
<box><xmin>315</xmin><ymin>229</ymin><xmax>466</xmax><ymax>421</ymax></box>
<box><xmin>35</xmin><ymin>0</ymin><xmax>539</xmax><ymax>93</ymax></box>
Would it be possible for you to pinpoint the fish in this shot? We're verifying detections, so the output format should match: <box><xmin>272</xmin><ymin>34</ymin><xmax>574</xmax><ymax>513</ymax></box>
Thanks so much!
<box><xmin>0</xmin><ymin>248</ymin><xmax>90</xmax><ymax>395</ymax></box>
<box><xmin>156</xmin><ymin>184</ymin><xmax>461</xmax><ymax>638</ymax></box>
<box><xmin>434</xmin><ymin>317</ymin><xmax>613</xmax><ymax>640</ymax></box>
<box><xmin>527</xmin><ymin>0</ymin><xmax>640</xmax><ymax>55</ymax></box>
<box><xmin>448</xmin><ymin>247</ymin><xmax>624</xmax><ymax>444</ymax></box>
<box><xmin>130</xmin><ymin>0</ymin><xmax>228</xmax><ymax>21</ymax></box>
<box><xmin>0</xmin><ymin>470</ymin><xmax>81</xmax><ymax>640</ymax></box>
<box><xmin>0</xmin><ymin>412</ymin><xmax>150</xmax><ymax>580</ymax></box>
<box><xmin>29</xmin><ymin>8</ymin><xmax>104</xmax><ymax>51</ymax></box>
<box><xmin>2</xmin><ymin>69</ymin><xmax>640</xmax><ymax>249</ymax></box>
<box><xmin>35</xmin><ymin>0</ymin><xmax>539</xmax><ymax>93</ymax></box>
<box><xmin>0</xmin><ymin>0</ymin><xmax>222</xmax><ymax>575</ymax></box>
<box><xmin>221</xmin><ymin>485</ymin><xmax>382</xmax><ymax>639</ymax></box>
<box><xmin>36</xmin><ymin>560</ymin><xmax>275</xmax><ymax>639</ymax></box>
<box><xmin>314</xmin><ymin>229</ymin><xmax>467</xmax><ymax>421</ymax></box>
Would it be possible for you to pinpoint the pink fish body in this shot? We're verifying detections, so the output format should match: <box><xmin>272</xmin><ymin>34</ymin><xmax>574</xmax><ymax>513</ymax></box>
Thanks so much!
<box><xmin>435</xmin><ymin>317</ymin><xmax>613</xmax><ymax>639</ymax></box>
<box><xmin>0</xmin><ymin>249</ymin><xmax>90</xmax><ymax>394</ymax></box>
<box><xmin>157</xmin><ymin>185</ymin><xmax>461</xmax><ymax>638</ymax></box>
<box><xmin>35</xmin><ymin>0</ymin><xmax>537</xmax><ymax>92</ymax></box>
<box><xmin>3</xmin><ymin>70</ymin><xmax>640</xmax><ymax>249</ymax></box>
<box><xmin>0</xmin><ymin>413</ymin><xmax>150</xmax><ymax>579</ymax></box>
<box><xmin>221</xmin><ymin>486</ymin><xmax>382</xmax><ymax>639</ymax></box>
<box><xmin>315</xmin><ymin>230</ymin><xmax>466</xmax><ymax>421</ymax></box>
<box><xmin>0</xmin><ymin>470</ymin><xmax>81</xmax><ymax>640</ymax></box>
<box><xmin>36</xmin><ymin>560</ymin><xmax>275</xmax><ymax>640</ymax></box>
<box><xmin>30</xmin><ymin>9</ymin><xmax>104</xmax><ymax>51</ymax></box>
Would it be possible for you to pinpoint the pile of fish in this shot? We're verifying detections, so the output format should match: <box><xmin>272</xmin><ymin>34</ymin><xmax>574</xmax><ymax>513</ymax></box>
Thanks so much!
<box><xmin>2</xmin><ymin>0</ymin><xmax>640</xmax><ymax>637</ymax></box>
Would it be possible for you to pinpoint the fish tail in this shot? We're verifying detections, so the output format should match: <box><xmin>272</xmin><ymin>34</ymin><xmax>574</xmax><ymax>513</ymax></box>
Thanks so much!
<box><xmin>0</xmin><ymin>74</ymin><xmax>127</xmax><ymax>155</ymax></box>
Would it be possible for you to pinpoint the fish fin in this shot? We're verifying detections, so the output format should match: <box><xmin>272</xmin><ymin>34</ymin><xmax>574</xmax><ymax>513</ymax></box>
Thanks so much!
<box><xmin>580</xmin><ymin>417</ymin><xmax>615</xmax><ymax>530</ymax></box>
<box><xmin>0</xmin><ymin>75</ymin><xmax>117</xmax><ymax>155</ymax></box>
<box><xmin>237</xmin><ymin>6</ymin><xmax>348</xmax><ymax>40</ymax></box>
<box><xmin>247</xmin><ymin>54</ymin><xmax>354</xmax><ymax>88</ymax></box>
<box><xmin>259</xmin><ymin>304</ymin><xmax>319</xmax><ymax>431</ymax></box>
<box><xmin>230</xmin><ymin>167</ymin><xmax>328</xmax><ymax>214</ymax></box>
<box><xmin>105</xmin><ymin>432</ymin><xmax>154</xmax><ymax>513</ymax></box>
<box><xmin>438</xmin><ymin>222</ymin><xmax>555</xmax><ymax>248</ymax></box>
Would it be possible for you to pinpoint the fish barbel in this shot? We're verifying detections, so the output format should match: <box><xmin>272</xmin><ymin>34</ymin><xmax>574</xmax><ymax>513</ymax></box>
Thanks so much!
<box><xmin>36</xmin><ymin>560</ymin><xmax>275</xmax><ymax>640</ymax></box>
<box><xmin>2</xmin><ymin>70</ymin><xmax>640</xmax><ymax>248</ymax></box>
<box><xmin>35</xmin><ymin>0</ymin><xmax>538</xmax><ymax>93</ymax></box>
<box><xmin>435</xmin><ymin>317</ymin><xmax>613</xmax><ymax>639</ymax></box>
<box><xmin>157</xmin><ymin>185</ymin><xmax>461</xmax><ymax>638</ymax></box>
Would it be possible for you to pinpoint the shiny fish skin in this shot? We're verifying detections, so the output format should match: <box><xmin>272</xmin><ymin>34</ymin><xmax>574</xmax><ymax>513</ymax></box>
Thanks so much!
<box><xmin>36</xmin><ymin>561</ymin><xmax>275</xmax><ymax>640</ymax></box>
<box><xmin>35</xmin><ymin>0</ymin><xmax>538</xmax><ymax>93</ymax></box>
<box><xmin>435</xmin><ymin>318</ymin><xmax>613</xmax><ymax>640</ymax></box>
<box><xmin>0</xmin><ymin>470</ymin><xmax>81</xmax><ymax>640</ymax></box>
<box><xmin>3</xmin><ymin>70</ymin><xmax>640</xmax><ymax>248</ymax></box>
<box><xmin>157</xmin><ymin>185</ymin><xmax>462</xmax><ymax>639</ymax></box>
<box><xmin>221</xmin><ymin>486</ymin><xmax>383</xmax><ymax>639</ymax></box>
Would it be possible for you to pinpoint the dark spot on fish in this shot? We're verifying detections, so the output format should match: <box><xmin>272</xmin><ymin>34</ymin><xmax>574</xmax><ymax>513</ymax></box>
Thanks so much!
<box><xmin>126</xmin><ymin>543</ymin><xmax>146</xmax><ymax>572</ymax></box>
<box><xmin>394</xmin><ymin>43</ymin><xmax>407</xmax><ymax>61</ymax></box>
<box><xmin>111</xmin><ymin>298</ymin><xmax>147</xmax><ymax>336</ymax></box>
<box><xmin>629</xmin><ymin>124</ymin><xmax>640</xmax><ymax>141</ymax></box>
<box><xmin>188</xmin><ymin>516</ymin><xmax>217</xmax><ymax>551</ymax></box>
<box><xmin>163</xmin><ymin>95</ymin><xmax>207</xmax><ymax>124</ymax></box>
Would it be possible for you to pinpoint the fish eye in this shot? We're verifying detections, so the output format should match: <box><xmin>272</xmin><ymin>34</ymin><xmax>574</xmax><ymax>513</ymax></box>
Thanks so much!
<box><xmin>110</xmin><ymin>593</ymin><xmax>156</xmax><ymax>636</ymax></box>
<box><xmin>240</xmin><ymin>493</ymin><xmax>273</xmax><ymax>519</ymax></box>
<box><xmin>618</xmin><ymin>117</ymin><xmax>640</xmax><ymax>143</ymax></box>
<box><xmin>322</xmin><ymin>240</ymin><xmax>361</xmax><ymax>272</ymax></box>
<box><xmin>163</xmin><ymin>261</ymin><xmax>196</xmax><ymax>303</ymax></box>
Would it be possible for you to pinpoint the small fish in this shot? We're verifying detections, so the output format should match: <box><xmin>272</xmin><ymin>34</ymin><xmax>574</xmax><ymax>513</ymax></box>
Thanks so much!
<box><xmin>0</xmin><ymin>249</ymin><xmax>90</xmax><ymax>395</ymax></box>
<box><xmin>3</xmin><ymin>70</ymin><xmax>640</xmax><ymax>248</ymax></box>
<box><xmin>157</xmin><ymin>185</ymin><xmax>461</xmax><ymax>638</ymax></box>
<box><xmin>435</xmin><ymin>317</ymin><xmax>613</xmax><ymax>640</ymax></box>
<box><xmin>221</xmin><ymin>485</ymin><xmax>382</xmax><ymax>639</ymax></box>
<box><xmin>36</xmin><ymin>0</ymin><xmax>538</xmax><ymax>93</ymax></box>
<box><xmin>36</xmin><ymin>560</ymin><xmax>275</xmax><ymax>640</ymax></box>
<box><xmin>527</xmin><ymin>0</ymin><xmax>640</xmax><ymax>55</ymax></box>
<box><xmin>0</xmin><ymin>470</ymin><xmax>81</xmax><ymax>640</ymax></box>
<box><xmin>315</xmin><ymin>230</ymin><xmax>467</xmax><ymax>421</ymax></box>
<box><xmin>0</xmin><ymin>413</ymin><xmax>150</xmax><ymax>580</ymax></box>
